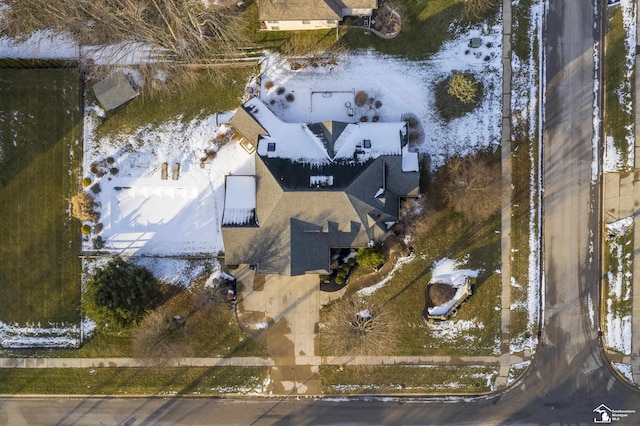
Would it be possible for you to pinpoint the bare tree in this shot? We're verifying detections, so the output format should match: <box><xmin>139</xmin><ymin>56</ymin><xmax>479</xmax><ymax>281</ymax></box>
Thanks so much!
<box><xmin>438</xmin><ymin>151</ymin><xmax>501</xmax><ymax>222</ymax></box>
<box><xmin>464</xmin><ymin>0</ymin><xmax>500</xmax><ymax>19</ymax></box>
<box><xmin>1</xmin><ymin>0</ymin><xmax>249</xmax><ymax>85</ymax></box>
<box><xmin>321</xmin><ymin>296</ymin><xmax>399</xmax><ymax>357</ymax></box>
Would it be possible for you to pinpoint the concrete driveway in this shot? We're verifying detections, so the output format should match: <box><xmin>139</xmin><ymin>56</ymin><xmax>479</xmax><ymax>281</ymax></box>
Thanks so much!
<box><xmin>234</xmin><ymin>265</ymin><xmax>345</xmax><ymax>394</ymax></box>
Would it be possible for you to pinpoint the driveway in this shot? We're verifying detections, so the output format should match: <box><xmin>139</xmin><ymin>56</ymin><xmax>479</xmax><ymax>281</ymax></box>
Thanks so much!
<box><xmin>235</xmin><ymin>265</ymin><xmax>331</xmax><ymax>395</ymax></box>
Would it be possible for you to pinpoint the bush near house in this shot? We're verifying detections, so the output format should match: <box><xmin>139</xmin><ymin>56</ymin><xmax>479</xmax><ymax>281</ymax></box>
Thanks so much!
<box><xmin>434</xmin><ymin>71</ymin><xmax>483</xmax><ymax>121</ymax></box>
<box><xmin>82</xmin><ymin>257</ymin><xmax>161</xmax><ymax>330</ymax></box>
<box><xmin>356</xmin><ymin>246</ymin><xmax>385</xmax><ymax>270</ymax></box>
<box><xmin>71</xmin><ymin>191</ymin><xmax>99</xmax><ymax>222</ymax></box>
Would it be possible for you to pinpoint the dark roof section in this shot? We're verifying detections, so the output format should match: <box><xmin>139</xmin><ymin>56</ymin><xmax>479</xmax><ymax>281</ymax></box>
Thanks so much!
<box><xmin>92</xmin><ymin>72</ymin><xmax>138</xmax><ymax>111</ymax></box>
<box><xmin>260</xmin><ymin>157</ymin><xmax>373</xmax><ymax>191</ymax></box>
<box><xmin>222</xmin><ymin>156</ymin><xmax>419</xmax><ymax>276</ymax></box>
<box><xmin>307</xmin><ymin>121</ymin><xmax>348</xmax><ymax>158</ymax></box>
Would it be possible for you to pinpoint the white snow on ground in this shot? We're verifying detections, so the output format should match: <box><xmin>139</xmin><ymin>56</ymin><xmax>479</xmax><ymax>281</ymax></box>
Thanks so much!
<box><xmin>587</xmin><ymin>292</ymin><xmax>595</xmax><ymax>328</ymax></box>
<box><xmin>603</xmin><ymin>0</ymin><xmax>636</xmax><ymax>172</ymax></box>
<box><xmin>593</xmin><ymin>0</ymin><xmax>601</xmax><ymax>181</ymax></box>
<box><xmin>356</xmin><ymin>253</ymin><xmax>415</xmax><ymax>296</ymax></box>
<box><xmin>612</xmin><ymin>362</ymin><xmax>634</xmax><ymax>383</ymax></box>
<box><xmin>604</xmin><ymin>217</ymin><xmax>633</xmax><ymax>354</ymax></box>
<box><xmin>83</xmin><ymin>106</ymin><xmax>254</xmax><ymax>256</ymax></box>
<box><xmin>507</xmin><ymin>360</ymin><xmax>531</xmax><ymax>385</ymax></box>
<box><xmin>427</xmin><ymin>257</ymin><xmax>481</xmax><ymax>316</ymax></box>
<box><xmin>259</xmin><ymin>22</ymin><xmax>502</xmax><ymax>168</ymax></box>
<box><xmin>0</xmin><ymin>318</ymin><xmax>95</xmax><ymax>349</ymax></box>
<box><xmin>426</xmin><ymin>319</ymin><xmax>485</xmax><ymax>340</ymax></box>
<box><xmin>134</xmin><ymin>257</ymin><xmax>218</xmax><ymax>287</ymax></box>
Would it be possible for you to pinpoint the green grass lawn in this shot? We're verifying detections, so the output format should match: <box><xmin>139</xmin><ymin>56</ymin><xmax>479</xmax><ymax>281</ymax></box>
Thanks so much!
<box><xmin>95</xmin><ymin>67</ymin><xmax>255</xmax><ymax>138</ymax></box>
<box><xmin>0</xmin><ymin>67</ymin><xmax>82</xmax><ymax>324</ymax></box>
<box><xmin>603</xmin><ymin>226</ymin><xmax>633</xmax><ymax>353</ymax></box>
<box><xmin>320</xmin><ymin>210</ymin><xmax>502</xmax><ymax>357</ymax></box>
<box><xmin>321</xmin><ymin>365</ymin><xmax>498</xmax><ymax>394</ymax></box>
<box><xmin>605</xmin><ymin>7</ymin><xmax>635</xmax><ymax>171</ymax></box>
<box><xmin>508</xmin><ymin>0</ymin><xmax>541</xmax><ymax>347</ymax></box>
<box><xmin>0</xmin><ymin>366</ymin><xmax>268</xmax><ymax>395</ymax></box>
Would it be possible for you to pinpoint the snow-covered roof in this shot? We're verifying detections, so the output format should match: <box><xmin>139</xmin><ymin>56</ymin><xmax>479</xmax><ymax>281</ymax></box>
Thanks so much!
<box><xmin>236</xmin><ymin>97</ymin><xmax>407</xmax><ymax>164</ymax></box>
<box><xmin>223</xmin><ymin>175</ymin><xmax>257</xmax><ymax>226</ymax></box>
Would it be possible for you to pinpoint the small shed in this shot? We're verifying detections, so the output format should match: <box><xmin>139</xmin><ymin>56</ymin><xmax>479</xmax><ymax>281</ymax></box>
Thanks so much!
<box><xmin>92</xmin><ymin>72</ymin><xmax>138</xmax><ymax>111</ymax></box>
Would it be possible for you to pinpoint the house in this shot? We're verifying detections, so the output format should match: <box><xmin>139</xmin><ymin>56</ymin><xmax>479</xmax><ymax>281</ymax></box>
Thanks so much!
<box><xmin>223</xmin><ymin>97</ymin><xmax>420</xmax><ymax>276</ymax></box>
<box><xmin>258</xmin><ymin>0</ymin><xmax>378</xmax><ymax>31</ymax></box>
<box><xmin>92</xmin><ymin>72</ymin><xmax>138</xmax><ymax>111</ymax></box>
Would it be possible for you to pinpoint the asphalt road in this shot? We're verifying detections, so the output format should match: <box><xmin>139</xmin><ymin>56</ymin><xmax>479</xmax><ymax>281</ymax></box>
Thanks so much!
<box><xmin>1</xmin><ymin>1</ymin><xmax>639</xmax><ymax>425</ymax></box>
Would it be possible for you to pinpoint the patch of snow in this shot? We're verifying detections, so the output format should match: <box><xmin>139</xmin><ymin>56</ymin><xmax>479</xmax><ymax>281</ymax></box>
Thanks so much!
<box><xmin>258</xmin><ymin>21</ymin><xmax>502</xmax><ymax>169</ymax></box>
<box><xmin>587</xmin><ymin>292</ymin><xmax>595</xmax><ymax>328</ymax></box>
<box><xmin>430</xmin><ymin>257</ymin><xmax>481</xmax><ymax>286</ymax></box>
<box><xmin>426</xmin><ymin>319</ymin><xmax>485</xmax><ymax>340</ymax></box>
<box><xmin>0</xmin><ymin>30</ymin><xmax>78</xmax><ymax>59</ymax></box>
<box><xmin>401</xmin><ymin>145</ymin><xmax>419</xmax><ymax>172</ymax></box>
<box><xmin>612</xmin><ymin>362</ymin><xmax>634</xmax><ymax>383</ymax></box>
<box><xmin>133</xmin><ymin>257</ymin><xmax>215</xmax><ymax>287</ymax></box>
<box><xmin>0</xmin><ymin>320</ymin><xmax>90</xmax><ymax>348</ymax></box>
<box><xmin>357</xmin><ymin>253</ymin><xmax>415</xmax><ymax>296</ymax></box>
<box><xmin>83</xmin><ymin>107</ymin><xmax>254</xmax><ymax>256</ymax></box>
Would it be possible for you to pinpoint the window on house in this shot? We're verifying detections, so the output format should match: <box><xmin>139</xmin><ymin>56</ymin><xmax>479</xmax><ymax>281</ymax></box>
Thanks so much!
<box><xmin>271</xmin><ymin>26</ymin><xmax>280</xmax><ymax>30</ymax></box>
<box><xmin>267</xmin><ymin>142</ymin><xmax>276</xmax><ymax>152</ymax></box>
<box><xmin>302</xmin><ymin>20</ymin><xmax>310</xmax><ymax>24</ymax></box>
<box><xmin>363</xmin><ymin>139</ymin><xmax>372</xmax><ymax>149</ymax></box>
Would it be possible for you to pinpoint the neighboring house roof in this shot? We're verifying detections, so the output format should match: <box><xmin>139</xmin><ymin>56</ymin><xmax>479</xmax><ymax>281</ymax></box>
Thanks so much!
<box><xmin>224</xmin><ymin>97</ymin><xmax>419</xmax><ymax>276</ymax></box>
<box><xmin>258</xmin><ymin>0</ymin><xmax>377</xmax><ymax>21</ymax></box>
<box><xmin>92</xmin><ymin>72</ymin><xmax>138</xmax><ymax>111</ymax></box>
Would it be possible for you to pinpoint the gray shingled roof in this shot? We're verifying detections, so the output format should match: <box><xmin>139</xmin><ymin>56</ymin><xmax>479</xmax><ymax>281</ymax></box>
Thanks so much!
<box><xmin>222</xmin><ymin>155</ymin><xmax>418</xmax><ymax>276</ymax></box>
<box><xmin>259</xmin><ymin>0</ymin><xmax>341</xmax><ymax>21</ymax></box>
<box><xmin>92</xmin><ymin>72</ymin><xmax>138</xmax><ymax>111</ymax></box>
<box><xmin>229</xmin><ymin>105</ymin><xmax>269</xmax><ymax>148</ymax></box>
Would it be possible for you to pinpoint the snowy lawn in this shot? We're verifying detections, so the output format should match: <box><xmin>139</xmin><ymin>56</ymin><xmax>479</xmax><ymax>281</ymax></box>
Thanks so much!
<box><xmin>83</xmin><ymin>107</ymin><xmax>254</xmax><ymax>257</ymax></box>
<box><xmin>258</xmin><ymin>20</ymin><xmax>502</xmax><ymax>168</ymax></box>
<box><xmin>603</xmin><ymin>217</ymin><xmax>633</xmax><ymax>355</ymax></box>
<box><xmin>320</xmin><ymin>364</ymin><xmax>499</xmax><ymax>394</ymax></box>
<box><xmin>603</xmin><ymin>1</ymin><xmax>636</xmax><ymax>172</ymax></box>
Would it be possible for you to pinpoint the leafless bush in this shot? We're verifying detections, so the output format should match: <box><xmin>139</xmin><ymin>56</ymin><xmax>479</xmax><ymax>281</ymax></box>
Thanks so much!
<box><xmin>321</xmin><ymin>296</ymin><xmax>399</xmax><ymax>356</ymax></box>
<box><xmin>437</xmin><ymin>151</ymin><xmax>501</xmax><ymax>222</ymax></box>
<box><xmin>264</xmin><ymin>80</ymin><xmax>274</xmax><ymax>90</ymax></box>
<box><xmin>464</xmin><ymin>0</ymin><xmax>500</xmax><ymax>19</ymax></box>
<box><xmin>355</xmin><ymin>90</ymin><xmax>368</xmax><ymax>107</ymax></box>
<box><xmin>71</xmin><ymin>192</ymin><xmax>99</xmax><ymax>222</ymax></box>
